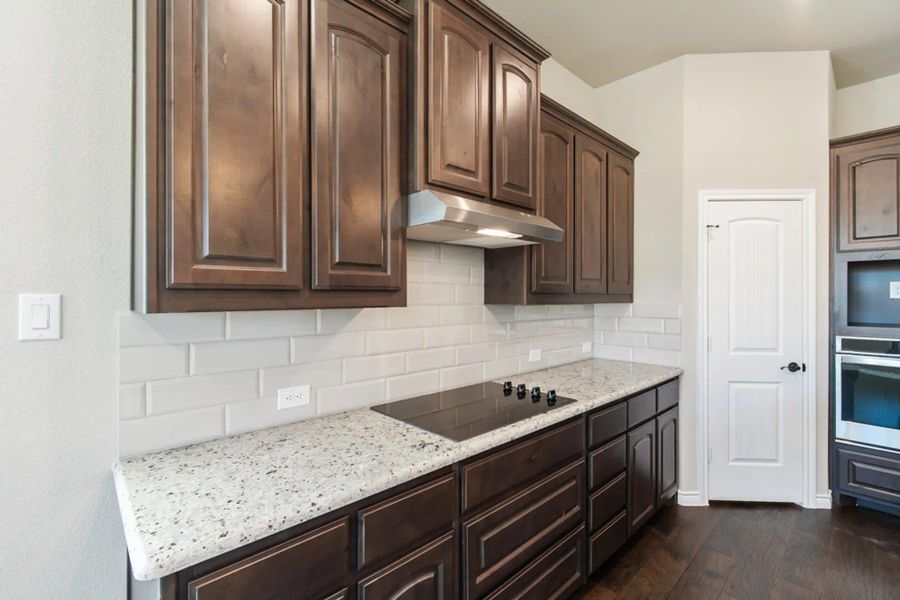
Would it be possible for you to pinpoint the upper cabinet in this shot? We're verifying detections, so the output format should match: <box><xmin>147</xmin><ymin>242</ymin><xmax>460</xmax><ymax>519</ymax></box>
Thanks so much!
<box><xmin>135</xmin><ymin>0</ymin><xmax>410</xmax><ymax>312</ymax></box>
<box><xmin>832</xmin><ymin>127</ymin><xmax>900</xmax><ymax>253</ymax></box>
<box><xmin>403</xmin><ymin>0</ymin><xmax>549</xmax><ymax>210</ymax></box>
<box><xmin>485</xmin><ymin>96</ymin><xmax>638</xmax><ymax>305</ymax></box>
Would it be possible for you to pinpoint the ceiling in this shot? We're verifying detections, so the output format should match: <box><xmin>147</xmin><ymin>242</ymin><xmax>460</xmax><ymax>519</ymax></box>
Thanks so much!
<box><xmin>481</xmin><ymin>0</ymin><xmax>900</xmax><ymax>89</ymax></box>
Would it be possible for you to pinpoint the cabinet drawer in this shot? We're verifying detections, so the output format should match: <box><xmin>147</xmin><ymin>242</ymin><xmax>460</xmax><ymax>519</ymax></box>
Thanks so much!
<box><xmin>589</xmin><ymin>435</ymin><xmax>626</xmax><ymax>491</ymax></box>
<box><xmin>484</xmin><ymin>525</ymin><xmax>586</xmax><ymax>600</ymax></box>
<box><xmin>628</xmin><ymin>389</ymin><xmax>656</xmax><ymax>426</ymax></box>
<box><xmin>589</xmin><ymin>471</ymin><xmax>627</xmax><ymax>533</ymax></box>
<box><xmin>358</xmin><ymin>532</ymin><xmax>456</xmax><ymax>600</ymax></box>
<box><xmin>187</xmin><ymin>518</ymin><xmax>350</xmax><ymax>600</ymax></box>
<box><xmin>358</xmin><ymin>473</ymin><xmax>456</xmax><ymax>569</ymax></box>
<box><xmin>588</xmin><ymin>510</ymin><xmax>627</xmax><ymax>574</ymax></box>
<box><xmin>461</xmin><ymin>419</ymin><xmax>584</xmax><ymax>513</ymax></box>
<box><xmin>657</xmin><ymin>380</ymin><xmax>679</xmax><ymax>412</ymax></box>
<box><xmin>588</xmin><ymin>403</ymin><xmax>627</xmax><ymax>448</ymax></box>
<box><xmin>462</xmin><ymin>461</ymin><xmax>584</xmax><ymax>599</ymax></box>
<box><xmin>836</xmin><ymin>446</ymin><xmax>900</xmax><ymax>505</ymax></box>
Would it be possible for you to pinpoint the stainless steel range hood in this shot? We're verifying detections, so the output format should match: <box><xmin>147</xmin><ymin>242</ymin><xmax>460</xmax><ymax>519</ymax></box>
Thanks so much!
<box><xmin>406</xmin><ymin>189</ymin><xmax>564</xmax><ymax>249</ymax></box>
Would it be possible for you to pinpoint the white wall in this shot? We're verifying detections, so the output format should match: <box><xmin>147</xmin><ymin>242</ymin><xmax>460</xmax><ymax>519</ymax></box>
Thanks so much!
<box><xmin>833</xmin><ymin>71</ymin><xmax>900</xmax><ymax>138</ymax></box>
<box><xmin>680</xmin><ymin>51</ymin><xmax>833</xmax><ymax>495</ymax></box>
<box><xmin>0</xmin><ymin>1</ymin><xmax>132</xmax><ymax>598</ymax></box>
<box><xmin>540</xmin><ymin>58</ymin><xmax>602</xmax><ymax>125</ymax></box>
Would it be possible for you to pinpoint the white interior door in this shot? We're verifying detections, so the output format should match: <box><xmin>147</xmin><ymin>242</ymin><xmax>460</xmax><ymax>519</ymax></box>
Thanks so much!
<box><xmin>707</xmin><ymin>200</ymin><xmax>805</xmax><ymax>503</ymax></box>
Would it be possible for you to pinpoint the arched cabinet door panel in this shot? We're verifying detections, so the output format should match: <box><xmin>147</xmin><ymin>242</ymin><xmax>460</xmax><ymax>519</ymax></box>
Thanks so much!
<box><xmin>607</xmin><ymin>151</ymin><xmax>634</xmax><ymax>295</ymax></box>
<box><xmin>427</xmin><ymin>2</ymin><xmax>491</xmax><ymax>196</ymax></box>
<box><xmin>166</xmin><ymin>0</ymin><xmax>305</xmax><ymax>290</ymax></box>
<box><xmin>311</xmin><ymin>0</ymin><xmax>405</xmax><ymax>290</ymax></box>
<box><xmin>574</xmin><ymin>133</ymin><xmax>609</xmax><ymax>295</ymax></box>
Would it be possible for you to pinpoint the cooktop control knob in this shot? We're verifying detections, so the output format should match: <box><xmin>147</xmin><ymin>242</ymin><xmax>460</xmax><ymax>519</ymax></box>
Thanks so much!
<box><xmin>516</xmin><ymin>383</ymin><xmax>527</xmax><ymax>398</ymax></box>
<box><xmin>502</xmin><ymin>381</ymin><xmax>513</xmax><ymax>395</ymax></box>
<box><xmin>546</xmin><ymin>389</ymin><xmax>557</xmax><ymax>406</ymax></box>
<box><xmin>530</xmin><ymin>386</ymin><xmax>542</xmax><ymax>401</ymax></box>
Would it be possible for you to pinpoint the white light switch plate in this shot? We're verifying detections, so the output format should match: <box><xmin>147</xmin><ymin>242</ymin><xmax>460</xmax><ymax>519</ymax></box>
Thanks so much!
<box><xmin>890</xmin><ymin>281</ymin><xmax>900</xmax><ymax>300</ymax></box>
<box><xmin>528</xmin><ymin>348</ymin><xmax>541</xmax><ymax>363</ymax></box>
<box><xmin>277</xmin><ymin>384</ymin><xmax>310</xmax><ymax>410</ymax></box>
<box><xmin>582</xmin><ymin>341</ymin><xmax>592</xmax><ymax>353</ymax></box>
<box><xmin>18</xmin><ymin>294</ymin><xmax>61</xmax><ymax>341</ymax></box>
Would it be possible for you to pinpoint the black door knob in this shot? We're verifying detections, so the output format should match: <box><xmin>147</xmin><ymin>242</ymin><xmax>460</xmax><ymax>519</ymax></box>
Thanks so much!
<box><xmin>781</xmin><ymin>362</ymin><xmax>802</xmax><ymax>373</ymax></box>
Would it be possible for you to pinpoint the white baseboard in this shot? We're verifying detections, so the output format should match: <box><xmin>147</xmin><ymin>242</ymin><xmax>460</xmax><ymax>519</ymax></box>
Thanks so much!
<box><xmin>815</xmin><ymin>492</ymin><xmax>832</xmax><ymax>509</ymax></box>
<box><xmin>677</xmin><ymin>490</ymin><xmax>708</xmax><ymax>507</ymax></box>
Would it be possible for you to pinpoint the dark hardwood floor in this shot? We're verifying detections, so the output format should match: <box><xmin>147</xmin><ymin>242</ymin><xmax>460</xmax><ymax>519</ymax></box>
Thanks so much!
<box><xmin>576</xmin><ymin>502</ymin><xmax>900</xmax><ymax>600</ymax></box>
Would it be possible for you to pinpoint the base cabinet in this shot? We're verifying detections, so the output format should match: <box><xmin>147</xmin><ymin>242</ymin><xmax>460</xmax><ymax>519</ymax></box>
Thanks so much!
<box><xmin>358</xmin><ymin>533</ymin><xmax>457</xmax><ymax>600</ymax></box>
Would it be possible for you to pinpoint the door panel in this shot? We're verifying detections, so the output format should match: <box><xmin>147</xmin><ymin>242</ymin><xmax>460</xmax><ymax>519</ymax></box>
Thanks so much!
<box><xmin>607</xmin><ymin>151</ymin><xmax>634</xmax><ymax>295</ymax></box>
<box><xmin>835</xmin><ymin>136</ymin><xmax>900</xmax><ymax>252</ymax></box>
<box><xmin>574</xmin><ymin>133</ymin><xmax>608</xmax><ymax>294</ymax></box>
<box><xmin>358</xmin><ymin>532</ymin><xmax>456</xmax><ymax>600</ymax></box>
<box><xmin>707</xmin><ymin>200</ymin><xmax>804</xmax><ymax>502</ymax></box>
<box><xmin>311</xmin><ymin>0</ymin><xmax>404</xmax><ymax>290</ymax></box>
<box><xmin>167</xmin><ymin>0</ymin><xmax>304</xmax><ymax>289</ymax></box>
<box><xmin>627</xmin><ymin>419</ymin><xmax>656</xmax><ymax>535</ymax></box>
<box><xmin>532</xmin><ymin>112</ymin><xmax>574</xmax><ymax>294</ymax></box>
<box><xmin>657</xmin><ymin>407</ymin><xmax>678</xmax><ymax>505</ymax></box>
<box><xmin>492</xmin><ymin>43</ymin><xmax>538</xmax><ymax>209</ymax></box>
<box><xmin>428</xmin><ymin>3</ymin><xmax>490</xmax><ymax>196</ymax></box>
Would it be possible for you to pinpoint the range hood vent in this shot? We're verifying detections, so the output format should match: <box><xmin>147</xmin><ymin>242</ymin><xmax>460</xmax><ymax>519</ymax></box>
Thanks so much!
<box><xmin>406</xmin><ymin>190</ymin><xmax>564</xmax><ymax>249</ymax></box>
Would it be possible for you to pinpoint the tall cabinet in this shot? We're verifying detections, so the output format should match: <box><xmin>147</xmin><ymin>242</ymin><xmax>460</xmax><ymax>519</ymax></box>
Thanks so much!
<box><xmin>134</xmin><ymin>0</ymin><xmax>409</xmax><ymax>312</ymax></box>
<box><xmin>485</xmin><ymin>96</ymin><xmax>637</xmax><ymax>304</ymax></box>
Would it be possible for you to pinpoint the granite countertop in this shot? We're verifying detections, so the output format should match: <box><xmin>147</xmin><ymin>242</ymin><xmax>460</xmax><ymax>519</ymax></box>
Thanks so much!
<box><xmin>114</xmin><ymin>358</ymin><xmax>680</xmax><ymax>581</ymax></box>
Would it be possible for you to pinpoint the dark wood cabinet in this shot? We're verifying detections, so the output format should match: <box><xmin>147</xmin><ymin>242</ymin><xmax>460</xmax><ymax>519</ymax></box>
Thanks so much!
<box><xmin>657</xmin><ymin>407</ymin><xmax>678</xmax><ymax>506</ymax></box>
<box><xmin>358</xmin><ymin>533</ymin><xmax>457</xmax><ymax>600</ymax></box>
<box><xmin>135</xmin><ymin>0</ymin><xmax>409</xmax><ymax>313</ymax></box>
<box><xmin>492</xmin><ymin>42</ymin><xmax>539</xmax><ymax>209</ymax></box>
<box><xmin>832</xmin><ymin>126</ymin><xmax>900</xmax><ymax>253</ymax></box>
<box><xmin>485</xmin><ymin>95</ymin><xmax>637</xmax><ymax>305</ymax></box>
<box><xmin>627</xmin><ymin>419</ymin><xmax>657</xmax><ymax>536</ymax></box>
<box><xmin>532</xmin><ymin>111</ymin><xmax>575</xmax><ymax>293</ymax></box>
<box><xmin>311</xmin><ymin>0</ymin><xmax>405</xmax><ymax>292</ymax></box>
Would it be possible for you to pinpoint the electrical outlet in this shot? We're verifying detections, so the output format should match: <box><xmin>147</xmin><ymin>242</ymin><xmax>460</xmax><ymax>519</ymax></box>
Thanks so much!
<box><xmin>582</xmin><ymin>341</ymin><xmax>592</xmax><ymax>353</ymax></box>
<box><xmin>277</xmin><ymin>385</ymin><xmax>310</xmax><ymax>410</ymax></box>
<box><xmin>891</xmin><ymin>281</ymin><xmax>900</xmax><ymax>300</ymax></box>
<box><xmin>528</xmin><ymin>348</ymin><xmax>542</xmax><ymax>363</ymax></box>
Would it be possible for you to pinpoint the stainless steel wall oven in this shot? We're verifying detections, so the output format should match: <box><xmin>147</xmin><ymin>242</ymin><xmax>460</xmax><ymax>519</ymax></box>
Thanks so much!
<box><xmin>835</xmin><ymin>337</ymin><xmax>900</xmax><ymax>451</ymax></box>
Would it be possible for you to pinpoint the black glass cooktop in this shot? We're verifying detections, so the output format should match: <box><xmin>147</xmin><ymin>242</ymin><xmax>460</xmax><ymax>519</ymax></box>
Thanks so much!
<box><xmin>370</xmin><ymin>381</ymin><xmax>576</xmax><ymax>442</ymax></box>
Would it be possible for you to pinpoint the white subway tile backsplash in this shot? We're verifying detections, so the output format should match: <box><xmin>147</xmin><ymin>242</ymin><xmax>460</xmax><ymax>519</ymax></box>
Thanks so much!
<box><xmin>227</xmin><ymin>310</ymin><xmax>316</xmax><ymax>340</ymax></box>
<box><xmin>632</xmin><ymin>348</ymin><xmax>681</xmax><ymax>367</ymax></box>
<box><xmin>384</xmin><ymin>306</ymin><xmax>440</xmax><ymax>329</ymax></box>
<box><xmin>387</xmin><ymin>370</ymin><xmax>441</xmax><ymax>400</ymax></box>
<box><xmin>440</xmin><ymin>364</ymin><xmax>483</xmax><ymax>388</ymax></box>
<box><xmin>148</xmin><ymin>370</ymin><xmax>259</xmax><ymax>415</ymax></box>
<box><xmin>602</xmin><ymin>330</ymin><xmax>648</xmax><ymax>348</ymax></box>
<box><xmin>407</xmin><ymin>283</ymin><xmax>455</xmax><ymax>306</ymax></box>
<box><xmin>593</xmin><ymin>304</ymin><xmax>632</xmax><ymax>317</ymax></box>
<box><xmin>440</xmin><ymin>244</ymin><xmax>482</xmax><ymax>264</ymax></box>
<box><xmin>407</xmin><ymin>240</ymin><xmax>440</xmax><ymax>261</ymax></box>
<box><xmin>318</xmin><ymin>308</ymin><xmax>386</xmax><ymax>334</ymax></box>
<box><xmin>365</xmin><ymin>329</ymin><xmax>424</xmax><ymax>354</ymax></box>
<box><xmin>483</xmin><ymin>356</ymin><xmax>518</xmax><ymax>380</ymax></box>
<box><xmin>594</xmin><ymin>345</ymin><xmax>634</xmax><ymax>361</ymax></box>
<box><xmin>343</xmin><ymin>353</ymin><xmax>406</xmax><ymax>384</ymax></box>
<box><xmin>424</xmin><ymin>262</ymin><xmax>471</xmax><ymax>284</ymax></box>
<box><xmin>261</xmin><ymin>360</ymin><xmax>342</xmax><ymax>396</ymax></box>
<box><xmin>632</xmin><ymin>303</ymin><xmax>681</xmax><ymax>319</ymax></box>
<box><xmin>470</xmin><ymin>322</ymin><xmax>508</xmax><ymax>343</ymax></box>
<box><xmin>664</xmin><ymin>319</ymin><xmax>681</xmax><ymax>335</ymax></box>
<box><xmin>317</xmin><ymin>380</ymin><xmax>385</xmax><ymax>416</ymax></box>
<box><xmin>118</xmin><ymin>311</ymin><xmax>226</xmax><ymax>347</ymax></box>
<box><xmin>594</xmin><ymin>317</ymin><xmax>617</xmax><ymax>331</ymax></box>
<box><xmin>119</xmin><ymin>406</ymin><xmax>225</xmax><ymax>456</ymax></box>
<box><xmin>439</xmin><ymin>305</ymin><xmax>484</xmax><ymax>325</ymax></box>
<box><xmin>226</xmin><ymin>396</ymin><xmax>317</xmax><ymax>436</ymax></box>
<box><xmin>455</xmin><ymin>343</ymin><xmax>496</xmax><ymax>365</ymax></box>
<box><xmin>648</xmin><ymin>334</ymin><xmax>681</xmax><ymax>351</ymax></box>
<box><xmin>191</xmin><ymin>338</ymin><xmax>290</xmax><ymax>375</ymax></box>
<box><xmin>617</xmin><ymin>316</ymin><xmax>665</xmax><ymax>333</ymax></box>
<box><xmin>454</xmin><ymin>284</ymin><xmax>484</xmax><ymax>305</ymax></box>
<box><xmin>406</xmin><ymin>347</ymin><xmax>456</xmax><ymax>373</ymax></box>
<box><xmin>424</xmin><ymin>325</ymin><xmax>471</xmax><ymax>348</ymax></box>
<box><xmin>119</xmin><ymin>345</ymin><xmax>188</xmax><ymax>383</ymax></box>
<box><xmin>291</xmin><ymin>332</ymin><xmax>366</xmax><ymax>363</ymax></box>
<box><xmin>118</xmin><ymin>383</ymin><xmax>146</xmax><ymax>421</ymax></box>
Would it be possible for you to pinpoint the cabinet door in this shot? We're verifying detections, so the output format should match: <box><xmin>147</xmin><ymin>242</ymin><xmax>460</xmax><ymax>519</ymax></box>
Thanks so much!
<box><xmin>428</xmin><ymin>2</ymin><xmax>491</xmax><ymax>196</ymax></box>
<box><xmin>608</xmin><ymin>151</ymin><xmax>634</xmax><ymax>295</ymax></box>
<box><xmin>657</xmin><ymin>407</ymin><xmax>678</xmax><ymax>506</ymax></box>
<box><xmin>532</xmin><ymin>111</ymin><xmax>574</xmax><ymax>294</ymax></box>
<box><xmin>627</xmin><ymin>419</ymin><xmax>656</xmax><ymax>535</ymax></box>
<box><xmin>311</xmin><ymin>0</ymin><xmax>404</xmax><ymax>290</ymax></box>
<box><xmin>492</xmin><ymin>43</ymin><xmax>539</xmax><ymax>209</ymax></box>
<box><xmin>834</xmin><ymin>136</ymin><xmax>900</xmax><ymax>252</ymax></box>
<box><xmin>574</xmin><ymin>133</ymin><xmax>608</xmax><ymax>294</ymax></box>
<box><xmin>166</xmin><ymin>0</ymin><xmax>305</xmax><ymax>290</ymax></box>
<box><xmin>358</xmin><ymin>533</ymin><xmax>457</xmax><ymax>600</ymax></box>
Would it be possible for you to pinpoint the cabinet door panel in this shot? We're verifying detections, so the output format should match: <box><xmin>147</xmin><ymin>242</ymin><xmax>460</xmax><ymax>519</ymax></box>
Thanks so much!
<box><xmin>358</xmin><ymin>533</ymin><xmax>456</xmax><ymax>600</ymax></box>
<box><xmin>311</xmin><ymin>0</ymin><xmax>404</xmax><ymax>290</ymax></box>
<box><xmin>657</xmin><ymin>407</ymin><xmax>678</xmax><ymax>506</ymax></box>
<box><xmin>574</xmin><ymin>133</ymin><xmax>608</xmax><ymax>294</ymax></box>
<box><xmin>428</xmin><ymin>2</ymin><xmax>491</xmax><ymax>196</ymax></box>
<box><xmin>835</xmin><ymin>137</ymin><xmax>900</xmax><ymax>252</ymax></box>
<box><xmin>532</xmin><ymin>112</ymin><xmax>574</xmax><ymax>294</ymax></box>
<box><xmin>627</xmin><ymin>419</ymin><xmax>656</xmax><ymax>535</ymax></box>
<box><xmin>608</xmin><ymin>151</ymin><xmax>634</xmax><ymax>295</ymax></box>
<box><xmin>167</xmin><ymin>0</ymin><xmax>304</xmax><ymax>290</ymax></box>
<box><xmin>492</xmin><ymin>43</ymin><xmax>539</xmax><ymax>209</ymax></box>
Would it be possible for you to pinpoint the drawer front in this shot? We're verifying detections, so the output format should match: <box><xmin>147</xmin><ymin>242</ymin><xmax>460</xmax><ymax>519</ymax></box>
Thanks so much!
<box><xmin>589</xmin><ymin>471</ymin><xmax>627</xmax><ymax>533</ymax></box>
<box><xmin>589</xmin><ymin>435</ymin><xmax>626</xmax><ymax>490</ymax></box>
<box><xmin>589</xmin><ymin>510</ymin><xmax>627</xmax><ymax>574</ymax></box>
<box><xmin>588</xmin><ymin>403</ymin><xmax>627</xmax><ymax>448</ymax></box>
<box><xmin>321</xmin><ymin>591</ymin><xmax>348</xmax><ymax>600</ymax></box>
<box><xmin>358</xmin><ymin>474</ymin><xmax>456</xmax><ymax>569</ymax></box>
<box><xmin>463</xmin><ymin>461</ymin><xmax>585</xmax><ymax>599</ymax></box>
<box><xmin>836</xmin><ymin>446</ymin><xmax>900</xmax><ymax>505</ymax></box>
<box><xmin>188</xmin><ymin>518</ymin><xmax>350</xmax><ymax>600</ymax></box>
<box><xmin>484</xmin><ymin>525</ymin><xmax>586</xmax><ymax>600</ymax></box>
<box><xmin>461</xmin><ymin>419</ymin><xmax>585</xmax><ymax>513</ymax></box>
<box><xmin>358</xmin><ymin>532</ymin><xmax>457</xmax><ymax>600</ymax></box>
<box><xmin>656</xmin><ymin>380</ymin><xmax>679</xmax><ymax>412</ymax></box>
<box><xmin>627</xmin><ymin>389</ymin><xmax>656</xmax><ymax>427</ymax></box>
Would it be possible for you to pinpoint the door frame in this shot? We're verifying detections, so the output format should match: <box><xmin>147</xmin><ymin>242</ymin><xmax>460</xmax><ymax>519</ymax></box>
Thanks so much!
<box><xmin>696</xmin><ymin>189</ymin><xmax>819</xmax><ymax>508</ymax></box>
